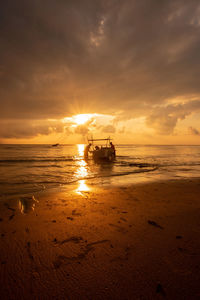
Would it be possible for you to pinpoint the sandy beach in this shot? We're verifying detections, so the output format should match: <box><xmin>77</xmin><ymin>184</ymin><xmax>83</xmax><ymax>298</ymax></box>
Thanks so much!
<box><xmin>1</xmin><ymin>179</ymin><xmax>200</xmax><ymax>299</ymax></box>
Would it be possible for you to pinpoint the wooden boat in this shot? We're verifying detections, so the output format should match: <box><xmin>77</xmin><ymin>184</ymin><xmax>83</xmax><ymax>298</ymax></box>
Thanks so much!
<box><xmin>87</xmin><ymin>138</ymin><xmax>116</xmax><ymax>162</ymax></box>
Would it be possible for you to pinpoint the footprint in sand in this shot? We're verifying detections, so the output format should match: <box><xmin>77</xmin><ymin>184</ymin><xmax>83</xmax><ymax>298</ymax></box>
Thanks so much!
<box><xmin>4</xmin><ymin>203</ymin><xmax>15</xmax><ymax>212</ymax></box>
<box><xmin>53</xmin><ymin>239</ymin><xmax>110</xmax><ymax>269</ymax></box>
<box><xmin>53</xmin><ymin>236</ymin><xmax>83</xmax><ymax>245</ymax></box>
<box><xmin>120</xmin><ymin>217</ymin><xmax>127</xmax><ymax>222</ymax></box>
<box><xmin>26</xmin><ymin>242</ymin><xmax>34</xmax><ymax>261</ymax></box>
<box><xmin>111</xmin><ymin>246</ymin><xmax>131</xmax><ymax>262</ymax></box>
<box><xmin>72</xmin><ymin>209</ymin><xmax>82</xmax><ymax>216</ymax></box>
<box><xmin>109</xmin><ymin>223</ymin><xmax>128</xmax><ymax>233</ymax></box>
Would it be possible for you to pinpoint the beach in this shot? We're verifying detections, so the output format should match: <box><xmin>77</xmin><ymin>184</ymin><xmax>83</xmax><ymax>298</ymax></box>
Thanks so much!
<box><xmin>1</xmin><ymin>0</ymin><xmax>200</xmax><ymax>298</ymax></box>
<box><xmin>1</xmin><ymin>179</ymin><xmax>200</xmax><ymax>299</ymax></box>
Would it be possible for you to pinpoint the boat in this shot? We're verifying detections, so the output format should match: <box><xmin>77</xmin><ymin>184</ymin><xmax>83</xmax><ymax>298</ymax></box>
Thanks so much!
<box><xmin>52</xmin><ymin>143</ymin><xmax>59</xmax><ymax>147</ymax></box>
<box><xmin>87</xmin><ymin>137</ymin><xmax>116</xmax><ymax>162</ymax></box>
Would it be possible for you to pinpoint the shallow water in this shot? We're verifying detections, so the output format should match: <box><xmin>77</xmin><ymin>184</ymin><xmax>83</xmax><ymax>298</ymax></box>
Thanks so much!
<box><xmin>0</xmin><ymin>144</ymin><xmax>200</xmax><ymax>200</ymax></box>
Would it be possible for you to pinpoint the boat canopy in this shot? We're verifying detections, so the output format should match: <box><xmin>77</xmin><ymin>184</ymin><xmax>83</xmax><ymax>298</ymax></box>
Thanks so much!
<box><xmin>88</xmin><ymin>137</ymin><xmax>112</xmax><ymax>147</ymax></box>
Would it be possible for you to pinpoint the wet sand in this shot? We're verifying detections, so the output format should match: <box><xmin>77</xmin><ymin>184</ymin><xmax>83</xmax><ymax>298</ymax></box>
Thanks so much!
<box><xmin>1</xmin><ymin>179</ymin><xmax>200</xmax><ymax>299</ymax></box>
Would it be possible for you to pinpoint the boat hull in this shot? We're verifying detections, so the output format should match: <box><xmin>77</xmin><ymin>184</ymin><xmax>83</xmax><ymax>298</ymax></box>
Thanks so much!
<box><xmin>92</xmin><ymin>148</ymin><xmax>115</xmax><ymax>162</ymax></box>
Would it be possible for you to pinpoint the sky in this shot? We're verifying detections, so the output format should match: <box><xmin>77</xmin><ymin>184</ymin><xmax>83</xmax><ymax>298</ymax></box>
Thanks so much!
<box><xmin>0</xmin><ymin>0</ymin><xmax>200</xmax><ymax>144</ymax></box>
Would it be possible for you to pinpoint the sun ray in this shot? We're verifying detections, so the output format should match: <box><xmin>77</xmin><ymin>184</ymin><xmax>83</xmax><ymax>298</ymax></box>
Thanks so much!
<box><xmin>74</xmin><ymin>114</ymin><xmax>93</xmax><ymax>125</ymax></box>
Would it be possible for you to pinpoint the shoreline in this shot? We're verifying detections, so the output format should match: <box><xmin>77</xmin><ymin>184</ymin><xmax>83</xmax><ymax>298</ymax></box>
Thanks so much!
<box><xmin>1</xmin><ymin>178</ymin><xmax>200</xmax><ymax>299</ymax></box>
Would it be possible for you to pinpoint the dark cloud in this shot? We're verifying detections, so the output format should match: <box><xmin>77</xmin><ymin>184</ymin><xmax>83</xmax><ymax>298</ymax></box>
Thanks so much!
<box><xmin>0</xmin><ymin>119</ymin><xmax>64</xmax><ymax>138</ymax></box>
<box><xmin>146</xmin><ymin>100</ymin><xmax>200</xmax><ymax>134</ymax></box>
<box><xmin>188</xmin><ymin>126</ymin><xmax>200</xmax><ymax>136</ymax></box>
<box><xmin>1</xmin><ymin>0</ymin><xmax>200</xmax><ymax>137</ymax></box>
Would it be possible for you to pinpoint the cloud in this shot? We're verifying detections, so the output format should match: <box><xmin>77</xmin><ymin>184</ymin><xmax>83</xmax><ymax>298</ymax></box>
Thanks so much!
<box><xmin>74</xmin><ymin>118</ymin><xmax>96</xmax><ymax>137</ymax></box>
<box><xmin>0</xmin><ymin>119</ymin><xmax>64</xmax><ymax>139</ymax></box>
<box><xmin>188</xmin><ymin>126</ymin><xmax>200</xmax><ymax>136</ymax></box>
<box><xmin>146</xmin><ymin>100</ymin><xmax>200</xmax><ymax>134</ymax></box>
<box><xmin>74</xmin><ymin>124</ymin><xmax>90</xmax><ymax>136</ymax></box>
<box><xmin>101</xmin><ymin>124</ymin><xmax>116</xmax><ymax>134</ymax></box>
<box><xmin>118</xmin><ymin>126</ymin><xmax>126</xmax><ymax>134</ymax></box>
<box><xmin>1</xmin><ymin>0</ymin><xmax>200</xmax><ymax>139</ymax></box>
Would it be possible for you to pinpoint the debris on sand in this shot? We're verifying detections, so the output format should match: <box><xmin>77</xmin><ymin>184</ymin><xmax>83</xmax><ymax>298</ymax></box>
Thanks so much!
<box><xmin>9</xmin><ymin>214</ymin><xmax>15</xmax><ymax>221</ymax></box>
<box><xmin>156</xmin><ymin>283</ymin><xmax>166</xmax><ymax>296</ymax></box>
<box><xmin>147</xmin><ymin>220</ymin><xmax>164</xmax><ymax>229</ymax></box>
<box><xmin>176</xmin><ymin>235</ymin><xmax>183</xmax><ymax>239</ymax></box>
<box><xmin>4</xmin><ymin>203</ymin><xmax>15</xmax><ymax>212</ymax></box>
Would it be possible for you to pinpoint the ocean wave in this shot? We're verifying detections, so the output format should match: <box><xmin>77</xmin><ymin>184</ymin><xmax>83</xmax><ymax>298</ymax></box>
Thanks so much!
<box><xmin>0</xmin><ymin>158</ymin><xmax>79</xmax><ymax>163</ymax></box>
<box><xmin>0</xmin><ymin>165</ymin><xmax>158</xmax><ymax>185</ymax></box>
<box><xmin>117</xmin><ymin>162</ymin><xmax>158</xmax><ymax>168</ymax></box>
<box><xmin>161</xmin><ymin>162</ymin><xmax>200</xmax><ymax>167</ymax></box>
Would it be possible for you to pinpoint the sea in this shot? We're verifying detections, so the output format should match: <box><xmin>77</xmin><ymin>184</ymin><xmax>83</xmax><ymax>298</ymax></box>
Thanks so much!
<box><xmin>0</xmin><ymin>144</ymin><xmax>200</xmax><ymax>202</ymax></box>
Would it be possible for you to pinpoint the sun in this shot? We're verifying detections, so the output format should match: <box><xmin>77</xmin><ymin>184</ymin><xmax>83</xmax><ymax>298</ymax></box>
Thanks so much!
<box><xmin>74</xmin><ymin>114</ymin><xmax>93</xmax><ymax>125</ymax></box>
<box><xmin>62</xmin><ymin>113</ymin><xmax>97</xmax><ymax>127</ymax></box>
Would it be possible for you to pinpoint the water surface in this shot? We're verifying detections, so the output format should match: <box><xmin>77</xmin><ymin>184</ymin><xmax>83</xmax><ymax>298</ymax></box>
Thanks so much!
<box><xmin>0</xmin><ymin>144</ymin><xmax>200</xmax><ymax>201</ymax></box>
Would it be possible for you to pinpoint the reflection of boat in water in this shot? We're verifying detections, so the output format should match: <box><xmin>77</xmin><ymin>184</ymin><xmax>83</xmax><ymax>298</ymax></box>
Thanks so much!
<box><xmin>87</xmin><ymin>138</ymin><xmax>116</xmax><ymax>162</ymax></box>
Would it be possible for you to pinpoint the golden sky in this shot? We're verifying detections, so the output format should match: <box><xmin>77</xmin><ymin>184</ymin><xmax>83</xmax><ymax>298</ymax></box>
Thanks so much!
<box><xmin>0</xmin><ymin>1</ymin><xmax>200</xmax><ymax>144</ymax></box>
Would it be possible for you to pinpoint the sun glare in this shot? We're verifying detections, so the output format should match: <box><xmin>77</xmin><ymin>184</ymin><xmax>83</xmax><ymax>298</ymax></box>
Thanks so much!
<box><xmin>74</xmin><ymin>114</ymin><xmax>92</xmax><ymax>125</ymax></box>
<box><xmin>76</xmin><ymin>180</ymin><xmax>90</xmax><ymax>195</ymax></box>
<box><xmin>77</xmin><ymin>144</ymin><xmax>85</xmax><ymax>156</ymax></box>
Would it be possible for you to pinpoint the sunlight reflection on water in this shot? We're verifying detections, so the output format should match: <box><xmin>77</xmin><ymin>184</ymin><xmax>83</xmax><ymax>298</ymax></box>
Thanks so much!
<box><xmin>75</xmin><ymin>158</ymin><xmax>88</xmax><ymax>178</ymax></box>
<box><xmin>1</xmin><ymin>144</ymin><xmax>200</xmax><ymax>202</ymax></box>
<box><xmin>76</xmin><ymin>180</ymin><xmax>90</xmax><ymax>195</ymax></box>
<box><xmin>77</xmin><ymin>144</ymin><xmax>85</xmax><ymax>156</ymax></box>
<box><xmin>75</xmin><ymin>144</ymin><xmax>91</xmax><ymax>195</ymax></box>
